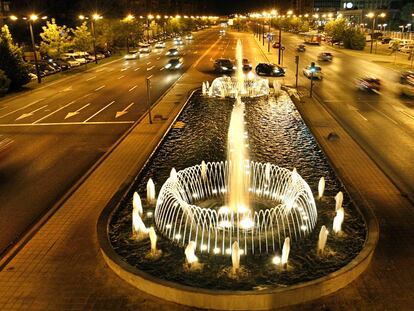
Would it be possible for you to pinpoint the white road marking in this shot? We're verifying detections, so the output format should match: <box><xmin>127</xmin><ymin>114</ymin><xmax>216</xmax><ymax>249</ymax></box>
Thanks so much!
<box><xmin>86</xmin><ymin>76</ymin><xmax>96</xmax><ymax>81</ymax></box>
<box><xmin>355</xmin><ymin>110</ymin><xmax>368</xmax><ymax>121</ymax></box>
<box><xmin>0</xmin><ymin>99</ymin><xmax>44</xmax><ymax>119</ymax></box>
<box><xmin>83</xmin><ymin>93</ymin><xmax>92</xmax><ymax>98</ymax></box>
<box><xmin>95</xmin><ymin>85</ymin><xmax>105</xmax><ymax>91</ymax></box>
<box><xmin>147</xmin><ymin>74</ymin><xmax>153</xmax><ymax>79</ymax></box>
<box><xmin>366</xmin><ymin>103</ymin><xmax>398</xmax><ymax>125</ymax></box>
<box><xmin>147</xmin><ymin>62</ymin><xmax>152</xmax><ymax>65</ymax></box>
<box><xmin>160</xmin><ymin>67</ymin><xmax>165</xmax><ymax>71</ymax></box>
<box><xmin>117</xmin><ymin>75</ymin><xmax>125</xmax><ymax>79</ymax></box>
<box><xmin>95</xmin><ymin>68</ymin><xmax>105</xmax><ymax>73</ymax></box>
<box><xmin>399</xmin><ymin>109</ymin><xmax>414</xmax><ymax>120</ymax></box>
<box><xmin>16</xmin><ymin>105</ymin><xmax>48</xmax><ymax>121</ymax></box>
<box><xmin>128</xmin><ymin>85</ymin><xmax>138</xmax><ymax>92</ymax></box>
<box><xmin>33</xmin><ymin>100</ymin><xmax>77</xmax><ymax>124</ymax></box>
<box><xmin>134</xmin><ymin>67</ymin><xmax>140</xmax><ymax>71</ymax></box>
<box><xmin>121</xmin><ymin>66</ymin><xmax>129</xmax><ymax>71</ymax></box>
<box><xmin>83</xmin><ymin>100</ymin><xmax>116</xmax><ymax>122</ymax></box>
<box><xmin>65</xmin><ymin>103</ymin><xmax>90</xmax><ymax>119</ymax></box>
<box><xmin>156</xmin><ymin>57</ymin><xmax>160</xmax><ymax>60</ymax></box>
<box><xmin>116</xmin><ymin>102</ymin><xmax>135</xmax><ymax>118</ymax></box>
<box><xmin>0</xmin><ymin>121</ymin><xmax>134</xmax><ymax>127</ymax></box>
<box><xmin>147</xmin><ymin>66</ymin><xmax>155</xmax><ymax>71</ymax></box>
<box><xmin>0</xmin><ymin>106</ymin><xmax>8</xmax><ymax>111</ymax></box>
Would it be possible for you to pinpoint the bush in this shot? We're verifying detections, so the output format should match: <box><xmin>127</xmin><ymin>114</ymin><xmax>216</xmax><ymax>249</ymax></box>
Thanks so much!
<box><xmin>0</xmin><ymin>69</ymin><xmax>11</xmax><ymax>94</ymax></box>
<box><xmin>343</xmin><ymin>28</ymin><xmax>366</xmax><ymax>50</ymax></box>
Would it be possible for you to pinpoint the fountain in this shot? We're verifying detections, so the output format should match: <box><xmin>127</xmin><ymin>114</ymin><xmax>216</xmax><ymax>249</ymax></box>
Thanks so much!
<box><xmin>232</xmin><ymin>241</ymin><xmax>241</xmax><ymax>273</ymax></box>
<box><xmin>318</xmin><ymin>177</ymin><xmax>325</xmax><ymax>199</ymax></box>
<box><xmin>333</xmin><ymin>206</ymin><xmax>345</xmax><ymax>234</ymax></box>
<box><xmin>206</xmin><ymin>40</ymin><xmax>270</xmax><ymax>98</ymax></box>
<box><xmin>281</xmin><ymin>237</ymin><xmax>290</xmax><ymax>268</ymax></box>
<box><xmin>335</xmin><ymin>191</ymin><xmax>343</xmax><ymax>211</ymax></box>
<box><xmin>318</xmin><ymin>225</ymin><xmax>329</xmax><ymax>255</ymax></box>
<box><xmin>147</xmin><ymin>178</ymin><xmax>156</xmax><ymax>204</ymax></box>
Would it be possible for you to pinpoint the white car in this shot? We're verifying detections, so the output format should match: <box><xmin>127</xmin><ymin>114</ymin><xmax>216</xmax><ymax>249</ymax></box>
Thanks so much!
<box><xmin>400</xmin><ymin>44</ymin><xmax>414</xmax><ymax>53</ymax></box>
<box><xmin>166</xmin><ymin>48</ymin><xmax>179</xmax><ymax>56</ymax></box>
<box><xmin>59</xmin><ymin>56</ymin><xmax>81</xmax><ymax>67</ymax></box>
<box><xmin>154</xmin><ymin>42</ymin><xmax>166</xmax><ymax>49</ymax></box>
<box><xmin>124</xmin><ymin>51</ymin><xmax>139</xmax><ymax>60</ymax></box>
<box><xmin>303</xmin><ymin>65</ymin><xmax>323</xmax><ymax>79</ymax></box>
<box><xmin>185</xmin><ymin>34</ymin><xmax>193</xmax><ymax>40</ymax></box>
<box><xmin>173</xmin><ymin>37</ymin><xmax>184</xmax><ymax>45</ymax></box>
<box><xmin>139</xmin><ymin>44</ymin><xmax>152</xmax><ymax>53</ymax></box>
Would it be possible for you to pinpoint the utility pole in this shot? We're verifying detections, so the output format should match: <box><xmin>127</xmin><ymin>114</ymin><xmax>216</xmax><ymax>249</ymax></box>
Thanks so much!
<box><xmin>90</xmin><ymin>19</ymin><xmax>98</xmax><ymax>64</ymax></box>
<box><xmin>295</xmin><ymin>55</ymin><xmax>299</xmax><ymax>88</ymax></box>
<box><xmin>29</xmin><ymin>20</ymin><xmax>41</xmax><ymax>84</ymax></box>
<box><xmin>146</xmin><ymin>75</ymin><xmax>153</xmax><ymax>124</ymax></box>
<box><xmin>370</xmin><ymin>16</ymin><xmax>375</xmax><ymax>54</ymax></box>
<box><xmin>278</xmin><ymin>27</ymin><xmax>282</xmax><ymax>65</ymax></box>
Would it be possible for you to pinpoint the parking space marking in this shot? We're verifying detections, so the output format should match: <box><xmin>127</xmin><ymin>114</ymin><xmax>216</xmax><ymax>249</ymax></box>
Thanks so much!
<box><xmin>95</xmin><ymin>85</ymin><xmax>105</xmax><ymax>91</ymax></box>
<box><xmin>33</xmin><ymin>100</ymin><xmax>77</xmax><ymax>124</ymax></box>
<box><xmin>0</xmin><ymin>98</ymin><xmax>45</xmax><ymax>119</ymax></box>
<box><xmin>16</xmin><ymin>105</ymin><xmax>48</xmax><ymax>121</ymax></box>
<box><xmin>83</xmin><ymin>100</ymin><xmax>116</xmax><ymax>123</ymax></box>
<box><xmin>128</xmin><ymin>85</ymin><xmax>138</xmax><ymax>92</ymax></box>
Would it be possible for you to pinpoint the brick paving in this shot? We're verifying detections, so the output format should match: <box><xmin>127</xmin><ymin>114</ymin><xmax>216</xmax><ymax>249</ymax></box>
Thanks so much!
<box><xmin>0</xmin><ymin>32</ymin><xmax>413</xmax><ymax>311</ymax></box>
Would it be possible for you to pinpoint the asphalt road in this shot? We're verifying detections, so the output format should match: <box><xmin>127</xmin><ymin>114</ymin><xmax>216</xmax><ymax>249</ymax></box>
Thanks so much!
<box><xmin>266</xmin><ymin>32</ymin><xmax>414</xmax><ymax>202</ymax></box>
<box><xmin>0</xmin><ymin>28</ymin><xmax>231</xmax><ymax>255</ymax></box>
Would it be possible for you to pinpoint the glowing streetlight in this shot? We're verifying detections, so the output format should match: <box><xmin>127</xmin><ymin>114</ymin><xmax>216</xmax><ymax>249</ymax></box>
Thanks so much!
<box><xmin>30</xmin><ymin>14</ymin><xmax>38</xmax><ymax>21</ymax></box>
<box><xmin>176</xmin><ymin>15</ymin><xmax>181</xmax><ymax>19</ymax></box>
<box><xmin>287</xmin><ymin>10</ymin><xmax>293</xmax><ymax>15</ymax></box>
<box><xmin>92</xmin><ymin>13</ymin><xmax>101</xmax><ymax>20</ymax></box>
<box><xmin>9</xmin><ymin>15</ymin><xmax>18</xmax><ymax>21</ymax></box>
<box><xmin>148</xmin><ymin>14</ymin><xmax>154</xmax><ymax>20</ymax></box>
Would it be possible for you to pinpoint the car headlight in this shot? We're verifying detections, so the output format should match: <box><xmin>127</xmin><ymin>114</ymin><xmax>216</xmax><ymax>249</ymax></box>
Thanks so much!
<box><xmin>175</xmin><ymin>63</ymin><xmax>181</xmax><ymax>68</ymax></box>
<box><xmin>233</xmin><ymin>66</ymin><xmax>237</xmax><ymax>70</ymax></box>
<box><xmin>165</xmin><ymin>64</ymin><xmax>172</xmax><ymax>68</ymax></box>
<box><xmin>221</xmin><ymin>66</ymin><xmax>228</xmax><ymax>70</ymax></box>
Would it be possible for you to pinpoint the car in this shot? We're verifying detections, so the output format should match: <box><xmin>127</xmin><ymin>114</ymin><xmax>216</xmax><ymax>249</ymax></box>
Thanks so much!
<box><xmin>154</xmin><ymin>42</ymin><xmax>166</xmax><ymax>49</ymax></box>
<box><xmin>166</xmin><ymin>48</ymin><xmax>179</xmax><ymax>56</ymax></box>
<box><xmin>44</xmin><ymin>59</ymin><xmax>62</xmax><ymax>72</ymax></box>
<box><xmin>59</xmin><ymin>56</ymin><xmax>81</xmax><ymax>67</ymax></box>
<box><xmin>381</xmin><ymin>37</ymin><xmax>392</xmax><ymax>44</ymax></box>
<box><xmin>173</xmin><ymin>37</ymin><xmax>184</xmax><ymax>45</ymax></box>
<box><xmin>255</xmin><ymin>63</ymin><xmax>285</xmax><ymax>77</ymax></box>
<box><xmin>356</xmin><ymin>77</ymin><xmax>381</xmax><ymax>92</ymax></box>
<box><xmin>185</xmin><ymin>34</ymin><xmax>193</xmax><ymax>40</ymax></box>
<box><xmin>400</xmin><ymin>71</ymin><xmax>414</xmax><ymax>97</ymax></box>
<box><xmin>296</xmin><ymin>44</ymin><xmax>306</xmax><ymax>52</ymax></box>
<box><xmin>219</xmin><ymin>29</ymin><xmax>226</xmax><ymax>35</ymax></box>
<box><xmin>303</xmin><ymin>64</ymin><xmax>322</xmax><ymax>79</ymax></box>
<box><xmin>318</xmin><ymin>52</ymin><xmax>333</xmax><ymax>61</ymax></box>
<box><xmin>242</xmin><ymin>58</ymin><xmax>252</xmax><ymax>71</ymax></box>
<box><xmin>53</xmin><ymin>59</ymin><xmax>71</xmax><ymax>71</ymax></box>
<box><xmin>124</xmin><ymin>51</ymin><xmax>139</xmax><ymax>60</ymax></box>
<box><xmin>214</xmin><ymin>58</ymin><xmax>235</xmax><ymax>74</ymax></box>
<box><xmin>139</xmin><ymin>44</ymin><xmax>152</xmax><ymax>53</ymax></box>
<box><xmin>165</xmin><ymin>58</ymin><xmax>183</xmax><ymax>70</ymax></box>
<box><xmin>400</xmin><ymin>44</ymin><xmax>414</xmax><ymax>53</ymax></box>
<box><xmin>272</xmin><ymin>41</ymin><xmax>283</xmax><ymax>49</ymax></box>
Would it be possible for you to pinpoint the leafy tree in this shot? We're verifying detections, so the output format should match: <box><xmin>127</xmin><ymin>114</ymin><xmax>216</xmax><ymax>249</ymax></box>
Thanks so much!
<box><xmin>72</xmin><ymin>22</ymin><xmax>93</xmax><ymax>52</ymax></box>
<box><xmin>0</xmin><ymin>25</ymin><xmax>30</xmax><ymax>89</ymax></box>
<box><xmin>40</xmin><ymin>18</ymin><xmax>72</xmax><ymax>58</ymax></box>
<box><xmin>94</xmin><ymin>19</ymin><xmax>116</xmax><ymax>51</ymax></box>
<box><xmin>300</xmin><ymin>21</ymin><xmax>310</xmax><ymax>32</ymax></box>
<box><xmin>0</xmin><ymin>69</ymin><xmax>11</xmax><ymax>93</ymax></box>
<box><xmin>343</xmin><ymin>28</ymin><xmax>366</xmax><ymax>50</ymax></box>
<box><xmin>324</xmin><ymin>18</ymin><xmax>347</xmax><ymax>43</ymax></box>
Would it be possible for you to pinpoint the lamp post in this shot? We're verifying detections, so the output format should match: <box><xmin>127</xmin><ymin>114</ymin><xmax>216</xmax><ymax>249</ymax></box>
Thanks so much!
<box><xmin>146</xmin><ymin>75</ymin><xmax>153</xmax><ymax>124</ymax></box>
<box><xmin>28</xmin><ymin>14</ymin><xmax>42</xmax><ymax>83</ymax></box>
<box><xmin>79</xmin><ymin>14</ymin><xmax>101</xmax><ymax>64</ymax></box>
<box><xmin>123</xmin><ymin>14</ymin><xmax>135</xmax><ymax>53</ymax></box>
<box><xmin>147</xmin><ymin>14</ymin><xmax>154</xmax><ymax>42</ymax></box>
<box><xmin>366</xmin><ymin>12</ymin><xmax>385</xmax><ymax>54</ymax></box>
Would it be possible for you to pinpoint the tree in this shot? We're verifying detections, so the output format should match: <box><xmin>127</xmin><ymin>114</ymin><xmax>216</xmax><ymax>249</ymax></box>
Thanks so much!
<box><xmin>40</xmin><ymin>18</ymin><xmax>72</xmax><ymax>58</ymax></box>
<box><xmin>72</xmin><ymin>22</ymin><xmax>93</xmax><ymax>52</ymax></box>
<box><xmin>0</xmin><ymin>25</ymin><xmax>30</xmax><ymax>90</ymax></box>
<box><xmin>324</xmin><ymin>18</ymin><xmax>347</xmax><ymax>43</ymax></box>
<box><xmin>343</xmin><ymin>28</ymin><xmax>366</xmax><ymax>50</ymax></box>
<box><xmin>0</xmin><ymin>69</ymin><xmax>11</xmax><ymax>94</ymax></box>
<box><xmin>300</xmin><ymin>21</ymin><xmax>310</xmax><ymax>33</ymax></box>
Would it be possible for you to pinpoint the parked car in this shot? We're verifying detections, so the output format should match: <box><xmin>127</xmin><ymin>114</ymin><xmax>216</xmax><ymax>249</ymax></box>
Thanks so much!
<box><xmin>165</xmin><ymin>58</ymin><xmax>183</xmax><ymax>70</ymax></box>
<box><xmin>296</xmin><ymin>44</ymin><xmax>306</xmax><ymax>52</ymax></box>
<box><xmin>255</xmin><ymin>63</ymin><xmax>285</xmax><ymax>77</ymax></box>
<box><xmin>303</xmin><ymin>64</ymin><xmax>322</xmax><ymax>79</ymax></box>
<box><xmin>242</xmin><ymin>58</ymin><xmax>252</xmax><ymax>71</ymax></box>
<box><xmin>166</xmin><ymin>48</ymin><xmax>179</xmax><ymax>56</ymax></box>
<box><xmin>317</xmin><ymin>52</ymin><xmax>333</xmax><ymax>61</ymax></box>
<box><xmin>214</xmin><ymin>58</ymin><xmax>235</xmax><ymax>74</ymax></box>
<box><xmin>400</xmin><ymin>71</ymin><xmax>414</xmax><ymax>97</ymax></box>
<box><xmin>53</xmin><ymin>59</ymin><xmax>71</xmax><ymax>71</ymax></box>
<box><xmin>356</xmin><ymin>77</ymin><xmax>381</xmax><ymax>92</ymax></box>
<box><xmin>139</xmin><ymin>44</ymin><xmax>152</xmax><ymax>53</ymax></box>
<box><xmin>155</xmin><ymin>42</ymin><xmax>166</xmax><ymax>49</ymax></box>
<box><xmin>381</xmin><ymin>37</ymin><xmax>392</xmax><ymax>44</ymax></box>
<box><xmin>124</xmin><ymin>51</ymin><xmax>139</xmax><ymax>60</ymax></box>
<box><xmin>59</xmin><ymin>56</ymin><xmax>81</xmax><ymax>67</ymax></box>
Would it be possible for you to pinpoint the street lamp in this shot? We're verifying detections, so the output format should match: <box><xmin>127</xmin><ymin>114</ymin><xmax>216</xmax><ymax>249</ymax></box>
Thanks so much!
<box><xmin>79</xmin><ymin>13</ymin><xmax>102</xmax><ymax>64</ymax></box>
<box><xmin>123</xmin><ymin>14</ymin><xmax>135</xmax><ymax>53</ymax></box>
<box><xmin>366</xmin><ymin>12</ymin><xmax>386</xmax><ymax>53</ymax></box>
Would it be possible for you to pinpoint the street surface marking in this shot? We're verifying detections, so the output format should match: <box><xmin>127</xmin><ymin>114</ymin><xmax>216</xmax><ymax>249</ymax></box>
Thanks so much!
<box><xmin>0</xmin><ymin>106</ymin><xmax>7</xmax><ymax>111</ymax></box>
<box><xmin>147</xmin><ymin>75</ymin><xmax>153</xmax><ymax>79</ymax></box>
<box><xmin>16</xmin><ymin>105</ymin><xmax>48</xmax><ymax>121</ymax></box>
<box><xmin>128</xmin><ymin>85</ymin><xmax>138</xmax><ymax>92</ymax></box>
<box><xmin>65</xmin><ymin>103</ymin><xmax>90</xmax><ymax>119</ymax></box>
<box><xmin>86</xmin><ymin>76</ymin><xmax>96</xmax><ymax>81</ymax></box>
<box><xmin>134</xmin><ymin>67</ymin><xmax>140</xmax><ymax>71</ymax></box>
<box><xmin>116</xmin><ymin>102</ymin><xmax>135</xmax><ymax>118</ymax></box>
<box><xmin>83</xmin><ymin>93</ymin><xmax>92</xmax><ymax>98</ymax></box>
<box><xmin>160</xmin><ymin>68</ymin><xmax>165</xmax><ymax>71</ymax></box>
<box><xmin>60</xmin><ymin>85</ymin><xmax>73</xmax><ymax>92</ymax></box>
<box><xmin>33</xmin><ymin>100</ymin><xmax>77</xmax><ymax>124</ymax></box>
<box><xmin>399</xmin><ymin>109</ymin><xmax>414</xmax><ymax>121</ymax></box>
<box><xmin>194</xmin><ymin>37</ymin><xmax>222</xmax><ymax>68</ymax></box>
<box><xmin>121</xmin><ymin>67</ymin><xmax>129</xmax><ymax>71</ymax></box>
<box><xmin>355</xmin><ymin>110</ymin><xmax>368</xmax><ymax>121</ymax></box>
<box><xmin>117</xmin><ymin>75</ymin><xmax>125</xmax><ymax>79</ymax></box>
<box><xmin>156</xmin><ymin>57</ymin><xmax>160</xmax><ymax>60</ymax></box>
<box><xmin>0</xmin><ymin>99</ymin><xmax>44</xmax><ymax>119</ymax></box>
<box><xmin>83</xmin><ymin>100</ymin><xmax>116</xmax><ymax>122</ymax></box>
<box><xmin>147</xmin><ymin>62</ymin><xmax>152</xmax><ymax>65</ymax></box>
<box><xmin>95</xmin><ymin>85</ymin><xmax>105</xmax><ymax>91</ymax></box>
<box><xmin>147</xmin><ymin>66</ymin><xmax>155</xmax><ymax>71</ymax></box>
<box><xmin>366</xmin><ymin>103</ymin><xmax>398</xmax><ymax>125</ymax></box>
<box><xmin>0</xmin><ymin>121</ymin><xmax>134</xmax><ymax>127</ymax></box>
<box><xmin>95</xmin><ymin>68</ymin><xmax>105</xmax><ymax>73</ymax></box>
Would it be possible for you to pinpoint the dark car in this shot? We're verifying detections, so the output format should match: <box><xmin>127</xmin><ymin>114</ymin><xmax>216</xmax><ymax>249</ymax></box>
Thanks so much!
<box><xmin>296</xmin><ymin>44</ymin><xmax>306</xmax><ymax>52</ymax></box>
<box><xmin>255</xmin><ymin>63</ymin><xmax>285</xmax><ymax>77</ymax></box>
<box><xmin>53</xmin><ymin>59</ymin><xmax>71</xmax><ymax>71</ymax></box>
<box><xmin>381</xmin><ymin>37</ymin><xmax>392</xmax><ymax>44</ymax></box>
<box><xmin>318</xmin><ymin>52</ymin><xmax>333</xmax><ymax>61</ymax></box>
<box><xmin>272</xmin><ymin>41</ymin><xmax>282</xmax><ymax>49</ymax></box>
<box><xmin>165</xmin><ymin>58</ymin><xmax>183</xmax><ymax>70</ymax></box>
<box><xmin>166</xmin><ymin>48</ymin><xmax>179</xmax><ymax>56</ymax></box>
<box><xmin>242</xmin><ymin>58</ymin><xmax>252</xmax><ymax>71</ymax></box>
<box><xmin>356</xmin><ymin>77</ymin><xmax>381</xmax><ymax>92</ymax></box>
<box><xmin>214</xmin><ymin>58</ymin><xmax>235</xmax><ymax>74</ymax></box>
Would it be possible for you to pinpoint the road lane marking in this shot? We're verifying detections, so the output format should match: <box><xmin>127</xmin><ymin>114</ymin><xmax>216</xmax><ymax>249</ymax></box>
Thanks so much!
<box><xmin>147</xmin><ymin>62</ymin><xmax>152</xmax><ymax>65</ymax></box>
<box><xmin>116</xmin><ymin>102</ymin><xmax>135</xmax><ymax>118</ymax></box>
<box><xmin>117</xmin><ymin>75</ymin><xmax>125</xmax><ymax>79</ymax></box>
<box><xmin>33</xmin><ymin>100</ymin><xmax>77</xmax><ymax>124</ymax></box>
<box><xmin>0</xmin><ymin>106</ymin><xmax>7</xmax><ymax>111</ymax></box>
<box><xmin>160</xmin><ymin>67</ymin><xmax>165</xmax><ymax>71</ymax></box>
<box><xmin>156</xmin><ymin>57</ymin><xmax>160</xmax><ymax>60</ymax></box>
<box><xmin>65</xmin><ymin>103</ymin><xmax>90</xmax><ymax>119</ymax></box>
<box><xmin>134</xmin><ymin>67</ymin><xmax>140</xmax><ymax>71</ymax></box>
<box><xmin>399</xmin><ymin>109</ymin><xmax>414</xmax><ymax>121</ymax></box>
<box><xmin>121</xmin><ymin>66</ymin><xmax>129</xmax><ymax>71</ymax></box>
<box><xmin>16</xmin><ymin>105</ymin><xmax>48</xmax><ymax>121</ymax></box>
<box><xmin>128</xmin><ymin>85</ymin><xmax>138</xmax><ymax>92</ymax></box>
<box><xmin>95</xmin><ymin>68</ymin><xmax>105</xmax><ymax>73</ymax></box>
<box><xmin>95</xmin><ymin>85</ymin><xmax>105</xmax><ymax>91</ymax></box>
<box><xmin>147</xmin><ymin>66</ymin><xmax>155</xmax><ymax>71</ymax></box>
<box><xmin>0</xmin><ymin>98</ymin><xmax>44</xmax><ymax>119</ymax></box>
<box><xmin>193</xmin><ymin>36</ymin><xmax>222</xmax><ymax>68</ymax></box>
<box><xmin>0</xmin><ymin>121</ymin><xmax>134</xmax><ymax>127</ymax></box>
<box><xmin>86</xmin><ymin>76</ymin><xmax>96</xmax><ymax>81</ymax></box>
<box><xmin>355</xmin><ymin>110</ymin><xmax>368</xmax><ymax>121</ymax></box>
<box><xmin>147</xmin><ymin>74</ymin><xmax>153</xmax><ymax>79</ymax></box>
<box><xmin>83</xmin><ymin>100</ymin><xmax>116</xmax><ymax>122</ymax></box>
<box><xmin>366</xmin><ymin>103</ymin><xmax>398</xmax><ymax>125</ymax></box>
<box><xmin>83</xmin><ymin>93</ymin><xmax>92</xmax><ymax>98</ymax></box>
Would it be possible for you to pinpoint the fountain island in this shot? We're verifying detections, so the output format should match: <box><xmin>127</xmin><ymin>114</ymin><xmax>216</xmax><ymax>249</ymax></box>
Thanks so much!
<box><xmin>98</xmin><ymin>39</ymin><xmax>373</xmax><ymax>310</ymax></box>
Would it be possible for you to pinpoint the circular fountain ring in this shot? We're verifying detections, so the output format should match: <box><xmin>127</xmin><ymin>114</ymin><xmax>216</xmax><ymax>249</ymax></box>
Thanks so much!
<box><xmin>155</xmin><ymin>161</ymin><xmax>317</xmax><ymax>255</ymax></box>
<box><xmin>209</xmin><ymin>76</ymin><xmax>270</xmax><ymax>98</ymax></box>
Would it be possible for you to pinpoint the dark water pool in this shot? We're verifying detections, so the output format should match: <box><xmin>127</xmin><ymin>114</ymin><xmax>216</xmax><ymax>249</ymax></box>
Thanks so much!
<box><xmin>108</xmin><ymin>92</ymin><xmax>366</xmax><ymax>291</ymax></box>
